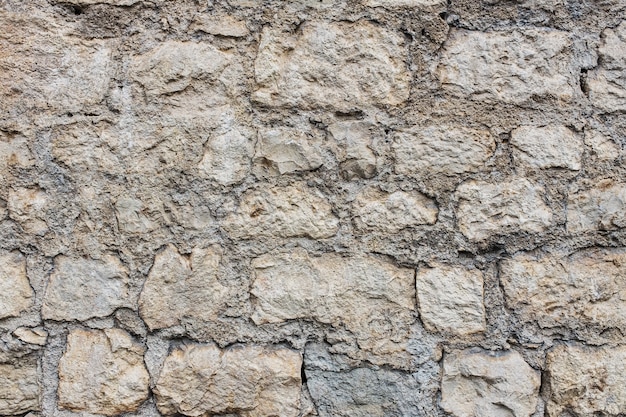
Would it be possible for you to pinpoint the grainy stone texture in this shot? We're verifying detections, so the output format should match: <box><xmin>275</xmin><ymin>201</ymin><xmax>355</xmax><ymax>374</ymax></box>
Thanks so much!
<box><xmin>567</xmin><ymin>179</ymin><xmax>626</xmax><ymax>233</ymax></box>
<box><xmin>587</xmin><ymin>22</ymin><xmax>626</xmax><ymax>113</ymax></box>
<box><xmin>0</xmin><ymin>251</ymin><xmax>33</xmax><ymax>319</ymax></box>
<box><xmin>511</xmin><ymin>125</ymin><xmax>583</xmax><ymax>170</ymax></box>
<box><xmin>0</xmin><ymin>355</ymin><xmax>40</xmax><ymax>415</ymax></box>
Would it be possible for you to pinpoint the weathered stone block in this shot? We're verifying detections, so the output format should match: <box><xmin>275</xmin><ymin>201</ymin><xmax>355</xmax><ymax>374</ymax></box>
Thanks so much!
<box><xmin>588</xmin><ymin>22</ymin><xmax>626</xmax><ymax>113</ymax></box>
<box><xmin>0</xmin><ymin>251</ymin><xmax>33</xmax><ymax>319</ymax></box>
<box><xmin>253</xmin><ymin>127</ymin><xmax>324</xmax><ymax>176</ymax></box>
<box><xmin>584</xmin><ymin>130</ymin><xmax>620</xmax><ymax>161</ymax></box>
<box><xmin>7</xmin><ymin>188</ymin><xmax>49</xmax><ymax>235</ymax></box>
<box><xmin>511</xmin><ymin>125</ymin><xmax>583</xmax><ymax>170</ymax></box>
<box><xmin>198</xmin><ymin>127</ymin><xmax>254</xmax><ymax>185</ymax></box>
<box><xmin>366</xmin><ymin>0</ymin><xmax>445</xmax><ymax>6</ymax></box>
<box><xmin>328</xmin><ymin>121</ymin><xmax>377</xmax><ymax>179</ymax></box>
<box><xmin>0</xmin><ymin>356</ymin><xmax>40</xmax><ymax>415</ymax></box>
<box><xmin>114</xmin><ymin>196</ymin><xmax>158</xmax><ymax>234</ymax></box>
<box><xmin>567</xmin><ymin>180</ymin><xmax>626</xmax><ymax>233</ymax></box>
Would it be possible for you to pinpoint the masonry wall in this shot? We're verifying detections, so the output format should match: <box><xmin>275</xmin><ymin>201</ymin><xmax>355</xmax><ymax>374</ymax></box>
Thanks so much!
<box><xmin>1</xmin><ymin>0</ymin><xmax>625</xmax><ymax>416</ymax></box>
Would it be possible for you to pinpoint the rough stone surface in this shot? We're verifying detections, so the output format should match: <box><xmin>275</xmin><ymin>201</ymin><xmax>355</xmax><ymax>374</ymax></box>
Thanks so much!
<box><xmin>0</xmin><ymin>251</ymin><xmax>33</xmax><ymax>319</ymax></box>
<box><xmin>328</xmin><ymin>121</ymin><xmax>378</xmax><ymax>179</ymax></box>
<box><xmin>511</xmin><ymin>125</ymin><xmax>583</xmax><ymax>170</ymax></box>
<box><xmin>587</xmin><ymin>22</ymin><xmax>626</xmax><ymax>113</ymax></box>
<box><xmin>567</xmin><ymin>180</ymin><xmax>626</xmax><ymax>233</ymax></box>
<box><xmin>416</xmin><ymin>264</ymin><xmax>485</xmax><ymax>335</ymax></box>
<box><xmin>253</xmin><ymin>127</ymin><xmax>324</xmax><ymax>176</ymax></box>
<box><xmin>584</xmin><ymin>130</ymin><xmax>621</xmax><ymax>161</ymax></box>
<box><xmin>0</xmin><ymin>356</ymin><xmax>40</xmax><ymax>415</ymax></box>
<box><xmin>7</xmin><ymin>188</ymin><xmax>49</xmax><ymax>235</ymax></box>
<box><xmin>57</xmin><ymin>329</ymin><xmax>149</xmax><ymax>416</ymax></box>
<box><xmin>154</xmin><ymin>343</ymin><xmax>302</xmax><ymax>417</ymax></box>
<box><xmin>441</xmin><ymin>349</ymin><xmax>541</xmax><ymax>417</ymax></box>
<box><xmin>547</xmin><ymin>345</ymin><xmax>626</xmax><ymax>416</ymax></box>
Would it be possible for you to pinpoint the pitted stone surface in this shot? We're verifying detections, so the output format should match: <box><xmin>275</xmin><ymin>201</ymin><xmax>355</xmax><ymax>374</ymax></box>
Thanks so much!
<box><xmin>0</xmin><ymin>356</ymin><xmax>40</xmax><ymax>415</ymax></box>
<box><xmin>0</xmin><ymin>251</ymin><xmax>33</xmax><ymax>319</ymax></box>
<box><xmin>567</xmin><ymin>180</ymin><xmax>626</xmax><ymax>233</ymax></box>
<box><xmin>511</xmin><ymin>125</ymin><xmax>583</xmax><ymax>170</ymax></box>
<box><xmin>587</xmin><ymin>22</ymin><xmax>626</xmax><ymax>113</ymax></box>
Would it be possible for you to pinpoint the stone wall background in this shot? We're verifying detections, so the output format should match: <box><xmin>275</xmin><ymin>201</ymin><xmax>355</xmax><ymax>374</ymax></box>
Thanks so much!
<box><xmin>1</xmin><ymin>0</ymin><xmax>625</xmax><ymax>416</ymax></box>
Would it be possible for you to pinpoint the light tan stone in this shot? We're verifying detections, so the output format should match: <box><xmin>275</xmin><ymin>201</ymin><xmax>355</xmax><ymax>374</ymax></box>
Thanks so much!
<box><xmin>198</xmin><ymin>127</ymin><xmax>254</xmax><ymax>185</ymax></box>
<box><xmin>14</xmin><ymin>328</ymin><xmax>48</xmax><ymax>346</ymax></box>
<box><xmin>0</xmin><ymin>251</ymin><xmax>33</xmax><ymax>319</ymax></box>
<box><xmin>253</xmin><ymin>21</ymin><xmax>410</xmax><ymax>110</ymax></box>
<box><xmin>328</xmin><ymin>121</ymin><xmax>377</xmax><ymax>179</ymax></box>
<box><xmin>511</xmin><ymin>125</ymin><xmax>583</xmax><ymax>170</ymax></box>
<box><xmin>253</xmin><ymin>127</ymin><xmax>324</xmax><ymax>176</ymax></box>
<box><xmin>189</xmin><ymin>15</ymin><xmax>249</xmax><ymax>37</ymax></box>
<box><xmin>0</xmin><ymin>357</ymin><xmax>40</xmax><ymax>415</ymax></box>
<box><xmin>501</xmin><ymin>248</ymin><xmax>626</xmax><ymax>333</ymax></box>
<box><xmin>138</xmin><ymin>244</ymin><xmax>229</xmax><ymax>330</ymax></box>
<box><xmin>547</xmin><ymin>345</ymin><xmax>626</xmax><ymax>416</ymax></box>
<box><xmin>441</xmin><ymin>349</ymin><xmax>540</xmax><ymax>417</ymax></box>
<box><xmin>0</xmin><ymin>131</ymin><xmax>34</xmax><ymax>177</ymax></box>
<box><xmin>567</xmin><ymin>180</ymin><xmax>626</xmax><ymax>233</ymax></box>
<box><xmin>352</xmin><ymin>187</ymin><xmax>438</xmax><ymax>233</ymax></box>
<box><xmin>416</xmin><ymin>264</ymin><xmax>485</xmax><ymax>335</ymax></box>
<box><xmin>585</xmin><ymin>131</ymin><xmax>620</xmax><ymax>160</ymax></box>
<box><xmin>7</xmin><ymin>188</ymin><xmax>48</xmax><ymax>235</ymax></box>
<box><xmin>222</xmin><ymin>184</ymin><xmax>339</xmax><ymax>239</ymax></box>
<box><xmin>114</xmin><ymin>196</ymin><xmax>158</xmax><ymax>234</ymax></box>
<box><xmin>366</xmin><ymin>0</ymin><xmax>445</xmax><ymax>7</ymax></box>
<box><xmin>437</xmin><ymin>29</ymin><xmax>577</xmax><ymax>103</ymax></box>
<box><xmin>456</xmin><ymin>179</ymin><xmax>553</xmax><ymax>241</ymax></box>
<box><xmin>154</xmin><ymin>343</ymin><xmax>302</xmax><ymax>417</ymax></box>
<box><xmin>42</xmin><ymin>255</ymin><xmax>131</xmax><ymax>321</ymax></box>
<box><xmin>251</xmin><ymin>249</ymin><xmax>415</xmax><ymax>363</ymax></box>
<box><xmin>58</xmin><ymin>329</ymin><xmax>149</xmax><ymax>416</ymax></box>
<box><xmin>393</xmin><ymin>126</ymin><xmax>496</xmax><ymax>176</ymax></box>
<box><xmin>588</xmin><ymin>22</ymin><xmax>626</xmax><ymax>113</ymax></box>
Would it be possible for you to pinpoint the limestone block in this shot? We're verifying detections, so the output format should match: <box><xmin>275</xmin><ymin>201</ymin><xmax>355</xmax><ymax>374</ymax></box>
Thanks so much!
<box><xmin>366</xmin><ymin>0</ymin><xmax>445</xmax><ymax>7</ymax></box>
<box><xmin>222</xmin><ymin>184</ymin><xmax>339</xmax><ymax>239</ymax></box>
<box><xmin>511</xmin><ymin>125</ymin><xmax>583</xmax><ymax>170</ymax></box>
<box><xmin>352</xmin><ymin>187</ymin><xmax>438</xmax><ymax>233</ymax></box>
<box><xmin>437</xmin><ymin>29</ymin><xmax>578</xmax><ymax>104</ymax></box>
<box><xmin>189</xmin><ymin>15</ymin><xmax>249</xmax><ymax>37</ymax></box>
<box><xmin>138</xmin><ymin>244</ymin><xmax>229</xmax><ymax>330</ymax></box>
<box><xmin>328</xmin><ymin>121</ymin><xmax>377</xmax><ymax>179</ymax></box>
<box><xmin>63</xmin><ymin>0</ymin><xmax>141</xmax><ymax>4</ymax></box>
<box><xmin>393</xmin><ymin>126</ymin><xmax>495</xmax><ymax>176</ymax></box>
<box><xmin>42</xmin><ymin>255</ymin><xmax>131</xmax><ymax>321</ymax></box>
<box><xmin>253</xmin><ymin>21</ymin><xmax>410</xmax><ymax>110</ymax></box>
<box><xmin>547</xmin><ymin>345</ymin><xmax>626</xmax><ymax>416</ymax></box>
<box><xmin>456</xmin><ymin>179</ymin><xmax>553</xmax><ymax>241</ymax></box>
<box><xmin>58</xmin><ymin>329</ymin><xmax>149</xmax><ymax>416</ymax></box>
<box><xmin>7</xmin><ymin>188</ymin><xmax>49</xmax><ymax>235</ymax></box>
<box><xmin>567</xmin><ymin>180</ymin><xmax>626</xmax><ymax>233</ymax></box>
<box><xmin>253</xmin><ymin>127</ymin><xmax>324</xmax><ymax>176</ymax></box>
<box><xmin>416</xmin><ymin>264</ymin><xmax>485</xmax><ymax>335</ymax></box>
<box><xmin>114</xmin><ymin>196</ymin><xmax>158</xmax><ymax>234</ymax></box>
<box><xmin>0</xmin><ymin>131</ymin><xmax>34</xmax><ymax>176</ymax></box>
<box><xmin>588</xmin><ymin>22</ymin><xmax>626</xmax><ymax>112</ymax></box>
<box><xmin>198</xmin><ymin>127</ymin><xmax>254</xmax><ymax>185</ymax></box>
<box><xmin>441</xmin><ymin>349</ymin><xmax>540</xmax><ymax>417</ymax></box>
<box><xmin>500</xmin><ymin>248</ymin><xmax>626</xmax><ymax>333</ymax></box>
<box><xmin>584</xmin><ymin>131</ymin><xmax>620</xmax><ymax>160</ymax></box>
<box><xmin>14</xmin><ymin>328</ymin><xmax>48</xmax><ymax>346</ymax></box>
<box><xmin>154</xmin><ymin>343</ymin><xmax>302</xmax><ymax>417</ymax></box>
<box><xmin>251</xmin><ymin>249</ymin><xmax>415</xmax><ymax>362</ymax></box>
<box><xmin>0</xmin><ymin>251</ymin><xmax>33</xmax><ymax>319</ymax></box>
<box><xmin>0</xmin><ymin>356</ymin><xmax>40</xmax><ymax>415</ymax></box>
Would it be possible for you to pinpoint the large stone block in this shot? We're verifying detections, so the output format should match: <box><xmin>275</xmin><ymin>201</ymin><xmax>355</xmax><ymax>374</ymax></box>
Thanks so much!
<box><xmin>587</xmin><ymin>22</ymin><xmax>626</xmax><ymax>113</ymax></box>
<box><xmin>154</xmin><ymin>343</ymin><xmax>302</xmax><ymax>417</ymax></box>
<box><xmin>0</xmin><ymin>251</ymin><xmax>33</xmax><ymax>319</ymax></box>
<box><xmin>0</xmin><ymin>356</ymin><xmax>40</xmax><ymax>415</ymax></box>
<box><xmin>511</xmin><ymin>125</ymin><xmax>583</xmax><ymax>170</ymax></box>
<box><xmin>253</xmin><ymin>127</ymin><xmax>324</xmax><ymax>176</ymax></box>
<box><xmin>567</xmin><ymin>180</ymin><xmax>626</xmax><ymax>233</ymax></box>
<box><xmin>328</xmin><ymin>121</ymin><xmax>378</xmax><ymax>180</ymax></box>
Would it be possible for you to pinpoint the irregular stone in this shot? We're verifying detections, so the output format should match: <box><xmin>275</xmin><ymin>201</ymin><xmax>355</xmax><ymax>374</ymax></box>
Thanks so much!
<box><xmin>198</xmin><ymin>127</ymin><xmax>254</xmax><ymax>185</ymax></box>
<box><xmin>437</xmin><ymin>29</ymin><xmax>578</xmax><ymax>104</ymax></box>
<box><xmin>0</xmin><ymin>131</ymin><xmax>34</xmax><ymax>177</ymax></box>
<box><xmin>547</xmin><ymin>345</ymin><xmax>626</xmax><ymax>416</ymax></box>
<box><xmin>189</xmin><ymin>15</ymin><xmax>249</xmax><ymax>37</ymax></box>
<box><xmin>393</xmin><ymin>126</ymin><xmax>495</xmax><ymax>176</ymax></box>
<box><xmin>366</xmin><ymin>0</ymin><xmax>445</xmax><ymax>7</ymax></box>
<box><xmin>7</xmin><ymin>188</ymin><xmax>49</xmax><ymax>235</ymax></box>
<box><xmin>416</xmin><ymin>264</ymin><xmax>485</xmax><ymax>336</ymax></box>
<box><xmin>328</xmin><ymin>121</ymin><xmax>377</xmax><ymax>179</ymax></box>
<box><xmin>0</xmin><ymin>251</ymin><xmax>33</xmax><ymax>319</ymax></box>
<box><xmin>222</xmin><ymin>184</ymin><xmax>339</xmax><ymax>239</ymax></box>
<box><xmin>254</xmin><ymin>21</ymin><xmax>410</xmax><ymax>110</ymax></box>
<box><xmin>352</xmin><ymin>187</ymin><xmax>438</xmax><ymax>233</ymax></box>
<box><xmin>0</xmin><ymin>356</ymin><xmax>40</xmax><ymax>415</ymax></box>
<box><xmin>511</xmin><ymin>125</ymin><xmax>583</xmax><ymax>170</ymax></box>
<box><xmin>567</xmin><ymin>179</ymin><xmax>626</xmax><ymax>233</ymax></box>
<box><xmin>441</xmin><ymin>349</ymin><xmax>541</xmax><ymax>417</ymax></box>
<box><xmin>114</xmin><ymin>196</ymin><xmax>158</xmax><ymax>234</ymax></box>
<box><xmin>42</xmin><ymin>255</ymin><xmax>131</xmax><ymax>321</ymax></box>
<box><xmin>253</xmin><ymin>127</ymin><xmax>324</xmax><ymax>176</ymax></box>
<box><xmin>58</xmin><ymin>329</ymin><xmax>149</xmax><ymax>416</ymax></box>
<box><xmin>584</xmin><ymin>130</ymin><xmax>620</xmax><ymax>160</ymax></box>
<box><xmin>251</xmin><ymin>249</ymin><xmax>415</xmax><ymax>363</ymax></box>
<box><xmin>154</xmin><ymin>343</ymin><xmax>302</xmax><ymax>417</ymax></box>
<box><xmin>139</xmin><ymin>244</ymin><xmax>229</xmax><ymax>330</ymax></box>
<box><xmin>500</xmin><ymin>248</ymin><xmax>626</xmax><ymax>334</ymax></box>
<box><xmin>588</xmin><ymin>22</ymin><xmax>626</xmax><ymax>113</ymax></box>
<box><xmin>64</xmin><ymin>0</ymin><xmax>141</xmax><ymax>4</ymax></box>
<box><xmin>14</xmin><ymin>328</ymin><xmax>48</xmax><ymax>346</ymax></box>
<box><xmin>456</xmin><ymin>179</ymin><xmax>553</xmax><ymax>241</ymax></box>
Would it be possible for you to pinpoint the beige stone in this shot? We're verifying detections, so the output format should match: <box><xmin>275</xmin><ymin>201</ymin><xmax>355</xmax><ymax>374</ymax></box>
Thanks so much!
<box><xmin>501</xmin><ymin>248</ymin><xmax>626</xmax><ymax>333</ymax></box>
<box><xmin>366</xmin><ymin>0</ymin><xmax>445</xmax><ymax>6</ymax></box>
<box><xmin>189</xmin><ymin>15</ymin><xmax>249</xmax><ymax>37</ymax></box>
<box><xmin>253</xmin><ymin>127</ymin><xmax>324</xmax><ymax>176</ymax></box>
<box><xmin>0</xmin><ymin>251</ymin><xmax>33</xmax><ymax>319</ymax></box>
<box><xmin>328</xmin><ymin>121</ymin><xmax>377</xmax><ymax>179</ymax></box>
<box><xmin>416</xmin><ymin>264</ymin><xmax>485</xmax><ymax>335</ymax></box>
<box><xmin>0</xmin><ymin>131</ymin><xmax>34</xmax><ymax>176</ymax></box>
<box><xmin>114</xmin><ymin>196</ymin><xmax>158</xmax><ymax>234</ymax></box>
<box><xmin>198</xmin><ymin>127</ymin><xmax>254</xmax><ymax>185</ymax></box>
<box><xmin>456</xmin><ymin>179</ymin><xmax>553</xmax><ymax>241</ymax></box>
<box><xmin>42</xmin><ymin>255</ymin><xmax>131</xmax><ymax>321</ymax></box>
<box><xmin>58</xmin><ymin>329</ymin><xmax>149</xmax><ymax>416</ymax></box>
<box><xmin>585</xmin><ymin>131</ymin><xmax>620</xmax><ymax>160</ymax></box>
<box><xmin>222</xmin><ymin>184</ymin><xmax>339</xmax><ymax>239</ymax></box>
<box><xmin>251</xmin><ymin>249</ymin><xmax>415</xmax><ymax>362</ymax></box>
<box><xmin>64</xmin><ymin>0</ymin><xmax>141</xmax><ymax>4</ymax></box>
<box><xmin>0</xmin><ymin>357</ymin><xmax>40</xmax><ymax>415</ymax></box>
<box><xmin>139</xmin><ymin>244</ymin><xmax>229</xmax><ymax>330</ymax></box>
<box><xmin>14</xmin><ymin>328</ymin><xmax>48</xmax><ymax>346</ymax></box>
<box><xmin>393</xmin><ymin>126</ymin><xmax>495</xmax><ymax>176</ymax></box>
<box><xmin>154</xmin><ymin>343</ymin><xmax>302</xmax><ymax>417</ymax></box>
<box><xmin>352</xmin><ymin>187</ymin><xmax>438</xmax><ymax>233</ymax></box>
<box><xmin>567</xmin><ymin>180</ymin><xmax>626</xmax><ymax>233</ymax></box>
<box><xmin>253</xmin><ymin>21</ymin><xmax>410</xmax><ymax>110</ymax></box>
<box><xmin>437</xmin><ymin>29</ymin><xmax>577</xmax><ymax>103</ymax></box>
<box><xmin>441</xmin><ymin>349</ymin><xmax>540</xmax><ymax>417</ymax></box>
<box><xmin>547</xmin><ymin>345</ymin><xmax>626</xmax><ymax>416</ymax></box>
<box><xmin>511</xmin><ymin>125</ymin><xmax>583</xmax><ymax>170</ymax></box>
<box><xmin>7</xmin><ymin>188</ymin><xmax>48</xmax><ymax>235</ymax></box>
<box><xmin>588</xmin><ymin>22</ymin><xmax>626</xmax><ymax>113</ymax></box>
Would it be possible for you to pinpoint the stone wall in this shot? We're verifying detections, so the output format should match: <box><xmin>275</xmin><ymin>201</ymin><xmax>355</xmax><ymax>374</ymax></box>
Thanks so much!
<box><xmin>1</xmin><ymin>0</ymin><xmax>625</xmax><ymax>416</ymax></box>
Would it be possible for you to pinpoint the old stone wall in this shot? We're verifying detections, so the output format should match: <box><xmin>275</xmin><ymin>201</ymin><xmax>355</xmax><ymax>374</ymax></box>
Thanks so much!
<box><xmin>1</xmin><ymin>0</ymin><xmax>625</xmax><ymax>416</ymax></box>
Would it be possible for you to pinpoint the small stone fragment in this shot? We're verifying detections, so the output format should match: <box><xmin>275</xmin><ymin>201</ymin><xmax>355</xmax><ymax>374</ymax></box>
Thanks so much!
<box><xmin>253</xmin><ymin>127</ymin><xmax>324</xmax><ymax>176</ymax></box>
<box><xmin>352</xmin><ymin>187</ymin><xmax>438</xmax><ymax>233</ymax></box>
<box><xmin>0</xmin><ymin>356</ymin><xmax>40</xmax><ymax>415</ymax></box>
<box><xmin>114</xmin><ymin>196</ymin><xmax>158</xmax><ymax>234</ymax></box>
<box><xmin>441</xmin><ymin>349</ymin><xmax>540</xmax><ymax>417</ymax></box>
<box><xmin>42</xmin><ymin>255</ymin><xmax>131</xmax><ymax>321</ymax></box>
<box><xmin>456</xmin><ymin>179</ymin><xmax>553</xmax><ymax>241</ymax></box>
<box><xmin>14</xmin><ymin>328</ymin><xmax>48</xmax><ymax>346</ymax></box>
<box><xmin>58</xmin><ymin>329</ymin><xmax>149</xmax><ymax>416</ymax></box>
<box><xmin>198</xmin><ymin>128</ymin><xmax>254</xmax><ymax>185</ymax></box>
<box><xmin>587</xmin><ymin>22</ymin><xmax>626</xmax><ymax>113</ymax></box>
<box><xmin>547</xmin><ymin>345</ymin><xmax>626</xmax><ymax>416</ymax></box>
<box><xmin>7</xmin><ymin>188</ymin><xmax>48</xmax><ymax>235</ymax></box>
<box><xmin>0</xmin><ymin>251</ymin><xmax>33</xmax><ymax>319</ymax></box>
<box><xmin>567</xmin><ymin>180</ymin><xmax>626</xmax><ymax>233</ymax></box>
<box><xmin>154</xmin><ymin>343</ymin><xmax>302</xmax><ymax>417</ymax></box>
<box><xmin>222</xmin><ymin>184</ymin><xmax>339</xmax><ymax>239</ymax></box>
<box><xmin>511</xmin><ymin>125</ymin><xmax>583</xmax><ymax>170</ymax></box>
<box><xmin>416</xmin><ymin>264</ymin><xmax>485</xmax><ymax>335</ymax></box>
<box><xmin>328</xmin><ymin>121</ymin><xmax>377</xmax><ymax>179</ymax></box>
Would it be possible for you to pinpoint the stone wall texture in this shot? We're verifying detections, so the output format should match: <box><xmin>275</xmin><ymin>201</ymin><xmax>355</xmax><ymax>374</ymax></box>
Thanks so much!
<box><xmin>0</xmin><ymin>0</ymin><xmax>625</xmax><ymax>416</ymax></box>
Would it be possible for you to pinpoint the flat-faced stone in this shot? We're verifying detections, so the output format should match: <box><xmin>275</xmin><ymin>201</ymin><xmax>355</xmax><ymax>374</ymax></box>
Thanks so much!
<box><xmin>588</xmin><ymin>22</ymin><xmax>626</xmax><ymax>113</ymax></box>
<box><xmin>567</xmin><ymin>180</ymin><xmax>626</xmax><ymax>233</ymax></box>
<box><xmin>0</xmin><ymin>356</ymin><xmax>40</xmax><ymax>415</ymax></box>
<box><xmin>511</xmin><ymin>125</ymin><xmax>583</xmax><ymax>170</ymax></box>
<box><xmin>0</xmin><ymin>251</ymin><xmax>33</xmax><ymax>319</ymax></box>
<box><xmin>253</xmin><ymin>127</ymin><xmax>324</xmax><ymax>176</ymax></box>
<box><xmin>328</xmin><ymin>121</ymin><xmax>377</xmax><ymax>179</ymax></box>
